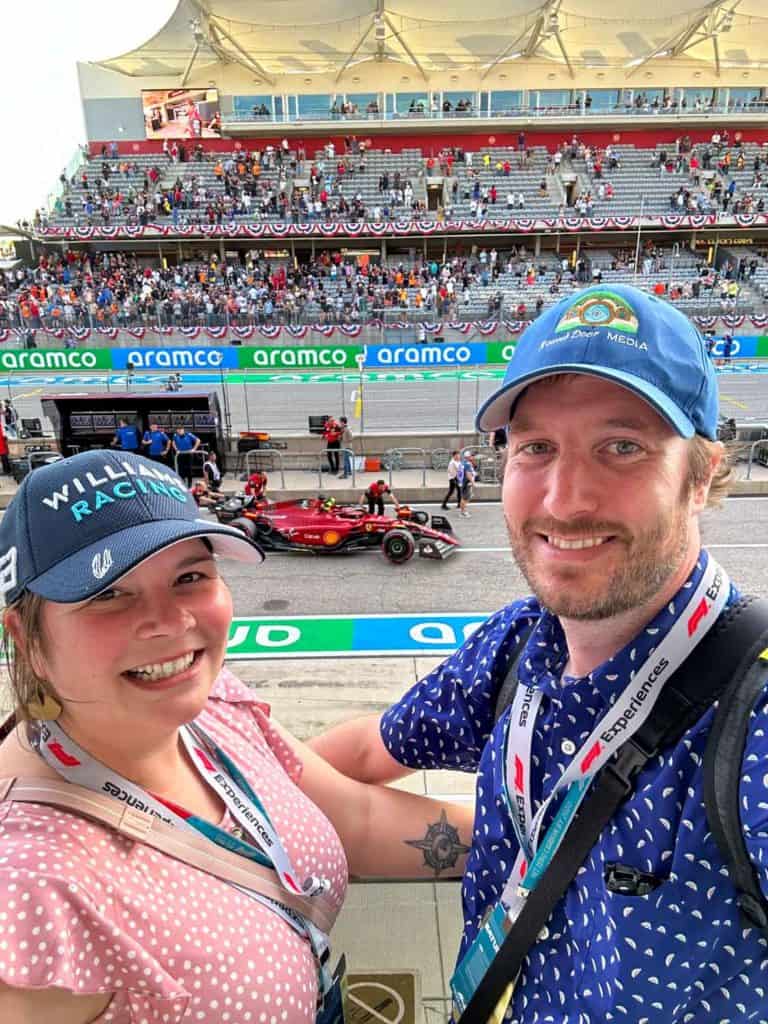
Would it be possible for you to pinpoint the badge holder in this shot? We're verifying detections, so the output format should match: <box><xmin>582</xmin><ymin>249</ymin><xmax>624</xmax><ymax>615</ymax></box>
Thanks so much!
<box><xmin>450</xmin><ymin>903</ymin><xmax>517</xmax><ymax>1023</ymax></box>
<box><xmin>316</xmin><ymin>954</ymin><xmax>348</xmax><ymax>1024</ymax></box>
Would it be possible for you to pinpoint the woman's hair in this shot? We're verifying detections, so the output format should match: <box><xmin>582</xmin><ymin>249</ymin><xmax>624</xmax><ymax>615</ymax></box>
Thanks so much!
<box><xmin>688</xmin><ymin>434</ymin><xmax>733</xmax><ymax>508</ymax></box>
<box><xmin>2</xmin><ymin>592</ymin><xmax>55</xmax><ymax>717</ymax></box>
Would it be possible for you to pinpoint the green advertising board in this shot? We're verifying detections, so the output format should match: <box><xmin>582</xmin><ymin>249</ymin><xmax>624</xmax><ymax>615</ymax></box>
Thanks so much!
<box><xmin>756</xmin><ymin>337</ymin><xmax>768</xmax><ymax>357</ymax></box>
<box><xmin>236</xmin><ymin>345</ymin><xmax>362</xmax><ymax>370</ymax></box>
<box><xmin>0</xmin><ymin>349</ymin><xmax>112</xmax><ymax>371</ymax></box>
<box><xmin>485</xmin><ymin>341</ymin><xmax>519</xmax><ymax>365</ymax></box>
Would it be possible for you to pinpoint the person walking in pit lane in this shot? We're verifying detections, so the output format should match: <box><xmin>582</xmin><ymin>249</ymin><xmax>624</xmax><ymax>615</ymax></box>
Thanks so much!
<box><xmin>441</xmin><ymin>450</ymin><xmax>462</xmax><ymax>510</ymax></box>
<box><xmin>458</xmin><ymin>454</ymin><xmax>476</xmax><ymax>518</ymax></box>
<box><xmin>362</xmin><ymin>479</ymin><xmax>400</xmax><ymax>516</ymax></box>
<box><xmin>172</xmin><ymin>425</ymin><xmax>201</xmax><ymax>487</ymax></box>
<box><xmin>308</xmin><ymin>284</ymin><xmax>765</xmax><ymax>1024</ymax></box>
<box><xmin>141</xmin><ymin>421</ymin><xmax>171</xmax><ymax>465</ymax></box>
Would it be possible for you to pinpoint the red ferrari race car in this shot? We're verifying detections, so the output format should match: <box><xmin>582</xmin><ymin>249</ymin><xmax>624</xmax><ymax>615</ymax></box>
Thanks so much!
<box><xmin>210</xmin><ymin>495</ymin><xmax>460</xmax><ymax>564</ymax></box>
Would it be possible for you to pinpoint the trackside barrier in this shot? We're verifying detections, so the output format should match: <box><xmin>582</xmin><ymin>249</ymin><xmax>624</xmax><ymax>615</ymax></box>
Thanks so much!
<box><xmin>244</xmin><ymin>448</ymin><xmax>356</xmax><ymax>489</ymax></box>
<box><xmin>173</xmin><ymin>448</ymin><xmax>208</xmax><ymax>481</ymax></box>
<box><xmin>384</xmin><ymin>449</ymin><xmax>428</xmax><ymax>488</ymax></box>
<box><xmin>745</xmin><ymin>438</ymin><xmax>768</xmax><ymax>480</ymax></box>
<box><xmin>244</xmin><ymin>448</ymin><xmax>286</xmax><ymax>489</ymax></box>
<box><xmin>461</xmin><ymin>444</ymin><xmax>502</xmax><ymax>484</ymax></box>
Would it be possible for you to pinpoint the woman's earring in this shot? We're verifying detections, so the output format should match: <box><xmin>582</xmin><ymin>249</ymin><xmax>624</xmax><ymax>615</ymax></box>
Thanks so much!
<box><xmin>23</xmin><ymin>686</ymin><xmax>62</xmax><ymax>721</ymax></box>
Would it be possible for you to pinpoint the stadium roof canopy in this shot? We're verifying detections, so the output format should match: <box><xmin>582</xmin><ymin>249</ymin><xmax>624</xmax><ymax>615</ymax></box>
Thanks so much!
<box><xmin>94</xmin><ymin>0</ymin><xmax>768</xmax><ymax>85</ymax></box>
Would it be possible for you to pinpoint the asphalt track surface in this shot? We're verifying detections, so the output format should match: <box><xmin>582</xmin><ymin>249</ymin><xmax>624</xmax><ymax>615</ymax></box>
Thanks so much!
<box><xmin>216</xmin><ymin>497</ymin><xmax>768</xmax><ymax>621</ymax></box>
<box><xmin>6</xmin><ymin>366</ymin><xmax>768</xmax><ymax>434</ymax></box>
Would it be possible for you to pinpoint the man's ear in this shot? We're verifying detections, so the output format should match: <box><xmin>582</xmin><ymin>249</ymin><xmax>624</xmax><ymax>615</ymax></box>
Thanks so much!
<box><xmin>692</xmin><ymin>439</ymin><xmax>725</xmax><ymax>512</ymax></box>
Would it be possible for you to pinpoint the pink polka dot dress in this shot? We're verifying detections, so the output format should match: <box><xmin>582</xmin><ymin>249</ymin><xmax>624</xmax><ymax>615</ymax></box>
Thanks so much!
<box><xmin>0</xmin><ymin>670</ymin><xmax>348</xmax><ymax>1022</ymax></box>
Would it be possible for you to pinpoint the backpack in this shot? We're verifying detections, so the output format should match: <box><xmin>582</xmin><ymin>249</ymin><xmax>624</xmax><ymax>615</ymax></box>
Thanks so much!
<box><xmin>493</xmin><ymin>598</ymin><xmax>768</xmax><ymax>938</ymax></box>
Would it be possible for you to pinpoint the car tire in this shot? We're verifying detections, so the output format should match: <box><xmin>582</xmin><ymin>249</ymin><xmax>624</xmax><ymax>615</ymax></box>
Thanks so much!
<box><xmin>382</xmin><ymin>528</ymin><xmax>415</xmax><ymax>564</ymax></box>
<box><xmin>230</xmin><ymin>517</ymin><xmax>257</xmax><ymax>539</ymax></box>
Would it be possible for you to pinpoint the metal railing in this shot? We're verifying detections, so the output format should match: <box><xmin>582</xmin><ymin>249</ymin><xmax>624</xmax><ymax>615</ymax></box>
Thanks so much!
<box><xmin>243</xmin><ymin>447</ymin><xmax>356</xmax><ymax>489</ymax></box>
<box><xmin>224</xmin><ymin>103</ymin><xmax>768</xmax><ymax>127</ymax></box>
<box><xmin>383</xmin><ymin>448</ymin><xmax>428</xmax><ymax>488</ymax></box>
<box><xmin>744</xmin><ymin>437</ymin><xmax>768</xmax><ymax>479</ymax></box>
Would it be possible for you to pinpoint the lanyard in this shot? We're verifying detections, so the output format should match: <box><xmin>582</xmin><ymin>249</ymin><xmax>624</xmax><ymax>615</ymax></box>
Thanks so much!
<box><xmin>500</xmin><ymin>555</ymin><xmax>729</xmax><ymax>911</ymax></box>
<box><xmin>30</xmin><ymin>717</ymin><xmax>334</xmax><ymax>994</ymax></box>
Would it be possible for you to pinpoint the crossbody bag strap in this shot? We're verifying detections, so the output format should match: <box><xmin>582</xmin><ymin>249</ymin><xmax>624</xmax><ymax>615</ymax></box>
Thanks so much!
<box><xmin>0</xmin><ymin>776</ymin><xmax>337</xmax><ymax>935</ymax></box>
<box><xmin>459</xmin><ymin>595</ymin><xmax>768</xmax><ymax>1024</ymax></box>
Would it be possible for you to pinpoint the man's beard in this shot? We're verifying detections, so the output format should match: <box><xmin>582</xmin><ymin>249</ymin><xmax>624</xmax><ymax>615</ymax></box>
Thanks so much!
<box><xmin>506</xmin><ymin>498</ymin><xmax>692</xmax><ymax>622</ymax></box>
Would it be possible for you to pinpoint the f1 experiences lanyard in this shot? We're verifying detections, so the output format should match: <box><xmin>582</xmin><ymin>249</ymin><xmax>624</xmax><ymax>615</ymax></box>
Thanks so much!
<box><xmin>500</xmin><ymin>555</ymin><xmax>729</xmax><ymax>914</ymax></box>
<box><xmin>30</xmin><ymin>718</ymin><xmax>334</xmax><ymax>993</ymax></box>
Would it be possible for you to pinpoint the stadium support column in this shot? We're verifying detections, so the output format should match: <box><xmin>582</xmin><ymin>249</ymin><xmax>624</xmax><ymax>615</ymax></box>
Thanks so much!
<box><xmin>382</xmin><ymin>237</ymin><xmax>387</xmax><ymax>262</ymax></box>
<box><xmin>219</xmin><ymin>239</ymin><xmax>225</xmax><ymax>262</ymax></box>
<box><xmin>534</xmin><ymin>235</ymin><xmax>541</xmax><ymax>256</ymax></box>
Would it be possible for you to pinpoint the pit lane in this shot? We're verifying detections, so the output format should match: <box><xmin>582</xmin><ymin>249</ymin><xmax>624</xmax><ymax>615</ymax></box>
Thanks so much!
<box><xmin>221</xmin><ymin>497</ymin><xmax>768</xmax><ymax>621</ymax></box>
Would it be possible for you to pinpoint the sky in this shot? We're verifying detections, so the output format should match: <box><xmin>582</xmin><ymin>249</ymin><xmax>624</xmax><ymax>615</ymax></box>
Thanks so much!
<box><xmin>0</xmin><ymin>1</ymin><xmax>176</xmax><ymax>227</ymax></box>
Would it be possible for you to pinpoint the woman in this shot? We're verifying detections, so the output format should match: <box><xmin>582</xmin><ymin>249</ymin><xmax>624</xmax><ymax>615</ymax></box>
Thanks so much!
<box><xmin>0</xmin><ymin>450</ymin><xmax>472</xmax><ymax>1023</ymax></box>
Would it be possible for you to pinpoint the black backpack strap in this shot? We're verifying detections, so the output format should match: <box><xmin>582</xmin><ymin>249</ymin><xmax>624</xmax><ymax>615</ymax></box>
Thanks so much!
<box><xmin>493</xmin><ymin>620</ymin><xmax>537</xmax><ymax>726</ymax></box>
<box><xmin>458</xmin><ymin>595</ymin><xmax>768</xmax><ymax>1024</ymax></box>
<box><xmin>704</xmin><ymin>637</ymin><xmax>768</xmax><ymax>938</ymax></box>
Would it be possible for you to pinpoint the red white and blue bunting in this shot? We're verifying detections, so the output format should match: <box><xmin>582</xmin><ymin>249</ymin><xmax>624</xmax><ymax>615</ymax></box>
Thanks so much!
<box><xmin>0</xmin><ymin>315</ymin><xmax>764</xmax><ymax>346</ymax></box>
<box><xmin>37</xmin><ymin>212</ymin><xmax>768</xmax><ymax>242</ymax></box>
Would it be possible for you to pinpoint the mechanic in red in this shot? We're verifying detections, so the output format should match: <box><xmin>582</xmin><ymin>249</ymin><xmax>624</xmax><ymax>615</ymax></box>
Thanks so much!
<box><xmin>244</xmin><ymin>469</ymin><xmax>268</xmax><ymax>498</ymax></box>
<box><xmin>323</xmin><ymin>414</ymin><xmax>343</xmax><ymax>474</ymax></box>
<box><xmin>361</xmin><ymin>479</ymin><xmax>400</xmax><ymax>516</ymax></box>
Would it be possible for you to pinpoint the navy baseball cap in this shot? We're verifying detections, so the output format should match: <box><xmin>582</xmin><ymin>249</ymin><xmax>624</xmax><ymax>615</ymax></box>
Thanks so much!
<box><xmin>0</xmin><ymin>450</ymin><xmax>263</xmax><ymax>605</ymax></box>
<box><xmin>475</xmin><ymin>284</ymin><xmax>719</xmax><ymax>439</ymax></box>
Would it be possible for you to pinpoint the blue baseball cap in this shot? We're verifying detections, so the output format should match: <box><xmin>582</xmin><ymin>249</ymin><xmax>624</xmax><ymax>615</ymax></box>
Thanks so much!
<box><xmin>475</xmin><ymin>284</ymin><xmax>719</xmax><ymax>439</ymax></box>
<box><xmin>0</xmin><ymin>450</ymin><xmax>263</xmax><ymax>605</ymax></box>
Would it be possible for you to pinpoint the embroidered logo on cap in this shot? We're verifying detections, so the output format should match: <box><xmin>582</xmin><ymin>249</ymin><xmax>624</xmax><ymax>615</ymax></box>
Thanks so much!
<box><xmin>92</xmin><ymin>548</ymin><xmax>113</xmax><ymax>580</ymax></box>
<box><xmin>555</xmin><ymin>290</ymin><xmax>639</xmax><ymax>336</ymax></box>
<box><xmin>0</xmin><ymin>546</ymin><xmax>18</xmax><ymax>594</ymax></box>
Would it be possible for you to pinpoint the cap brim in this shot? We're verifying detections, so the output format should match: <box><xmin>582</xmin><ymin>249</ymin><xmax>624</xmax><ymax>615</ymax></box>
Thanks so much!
<box><xmin>474</xmin><ymin>365</ymin><xmax>696</xmax><ymax>438</ymax></box>
<box><xmin>27</xmin><ymin>518</ymin><xmax>264</xmax><ymax>604</ymax></box>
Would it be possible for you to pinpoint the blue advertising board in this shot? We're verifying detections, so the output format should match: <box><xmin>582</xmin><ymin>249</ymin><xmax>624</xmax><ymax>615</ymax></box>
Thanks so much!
<box><xmin>111</xmin><ymin>347</ymin><xmax>239</xmax><ymax>370</ymax></box>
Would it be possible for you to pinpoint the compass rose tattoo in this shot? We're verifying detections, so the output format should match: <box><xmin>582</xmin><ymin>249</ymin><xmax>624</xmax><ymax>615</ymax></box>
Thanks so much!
<box><xmin>405</xmin><ymin>809</ymin><xmax>471</xmax><ymax>875</ymax></box>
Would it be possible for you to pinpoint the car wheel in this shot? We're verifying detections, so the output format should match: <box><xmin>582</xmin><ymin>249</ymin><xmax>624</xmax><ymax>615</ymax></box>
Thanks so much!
<box><xmin>382</xmin><ymin>528</ymin><xmax>415</xmax><ymax>564</ymax></box>
<box><xmin>230</xmin><ymin>517</ymin><xmax>257</xmax><ymax>539</ymax></box>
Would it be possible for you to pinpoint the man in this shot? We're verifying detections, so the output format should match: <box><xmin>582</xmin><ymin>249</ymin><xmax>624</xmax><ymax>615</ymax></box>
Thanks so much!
<box><xmin>172</xmin><ymin>425</ymin><xmax>201</xmax><ymax>487</ymax></box>
<box><xmin>244</xmin><ymin>468</ymin><xmax>268</xmax><ymax>499</ymax></box>
<box><xmin>309</xmin><ymin>285</ymin><xmax>764</xmax><ymax>1022</ymax></box>
<box><xmin>441</xmin><ymin>450</ymin><xmax>462</xmax><ymax>510</ymax></box>
<box><xmin>110</xmin><ymin>418</ymin><xmax>140</xmax><ymax>454</ymax></box>
<box><xmin>322</xmin><ymin>414</ymin><xmax>342</xmax><ymax>475</ymax></box>
<box><xmin>141</xmin><ymin>421</ymin><xmax>170</xmax><ymax>464</ymax></box>
<box><xmin>202</xmin><ymin>450</ymin><xmax>224</xmax><ymax>493</ymax></box>
<box><xmin>361</xmin><ymin>479</ymin><xmax>399</xmax><ymax>516</ymax></box>
<box><xmin>338</xmin><ymin>416</ymin><xmax>354</xmax><ymax>479</ymax></box>
<box><xmin>457</xmin><ymin>452</ymin><xmax>476</xmax><ymax>518</ymax></box>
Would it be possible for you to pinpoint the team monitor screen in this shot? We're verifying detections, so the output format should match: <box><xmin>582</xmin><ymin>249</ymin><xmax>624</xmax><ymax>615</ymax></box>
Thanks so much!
<box><xmin>141</xmin><ymin>88</ymin><xmax>221</xmax><ymax>139</ymax></box>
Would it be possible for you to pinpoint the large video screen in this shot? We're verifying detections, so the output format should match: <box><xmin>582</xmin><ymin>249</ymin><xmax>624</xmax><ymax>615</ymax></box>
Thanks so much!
<box><xmin>141</xmin><ymin>89</ymin><xmax>221</xmax><ymax>140</ymax></box>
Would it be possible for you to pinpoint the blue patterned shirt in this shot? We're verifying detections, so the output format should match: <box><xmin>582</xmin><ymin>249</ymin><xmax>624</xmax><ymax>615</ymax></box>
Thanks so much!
<box><xmin>381</xmin><ymin>551</ymin><xmax>768</xmax><ymax>1023</ymax></box>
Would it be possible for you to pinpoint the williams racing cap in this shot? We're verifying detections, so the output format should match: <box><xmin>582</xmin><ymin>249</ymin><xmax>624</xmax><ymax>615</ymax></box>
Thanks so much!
<box><xmin>475</xmin><ymin>283</ymin><xmax>719</xmax><ymax>439</ymax></box>
<box><xmin>0</xmin><ymin>449</ymin><xmax>264</xmax><ymax>605</ymax></box>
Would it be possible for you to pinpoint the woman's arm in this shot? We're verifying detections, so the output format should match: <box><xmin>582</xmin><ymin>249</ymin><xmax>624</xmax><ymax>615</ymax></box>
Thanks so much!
<box><xmin>0</xmin><ymin>982</ymin><xmax>112</xmax><ymax>1024</ymax></box>
<box><xmin>275</xmin><ymin>722</ymin><xmax>474</xmax><ymax>880</ymax></box>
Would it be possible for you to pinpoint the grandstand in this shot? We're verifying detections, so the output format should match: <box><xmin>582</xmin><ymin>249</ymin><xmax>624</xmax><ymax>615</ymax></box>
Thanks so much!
<box><xmin>2</xmin><ymin>0</ymin><xmax>768</xmax><ymax>345</ymax></box>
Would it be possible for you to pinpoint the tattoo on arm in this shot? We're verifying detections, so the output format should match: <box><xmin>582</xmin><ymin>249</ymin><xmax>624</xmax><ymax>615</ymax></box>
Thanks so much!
<box><xmin>404</xmin><ymin>809</ymin><xmax>471</xmax><ymax>876</ymax></box>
